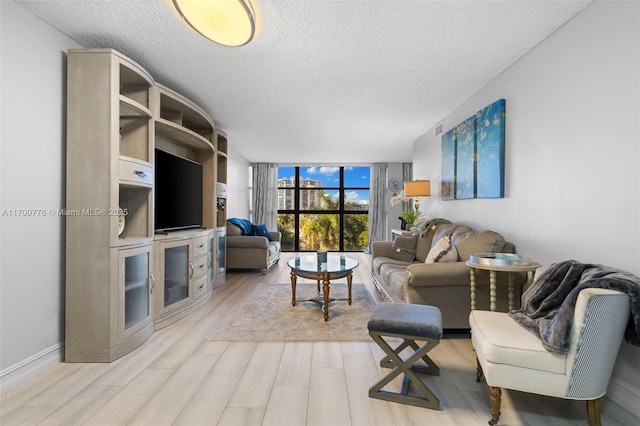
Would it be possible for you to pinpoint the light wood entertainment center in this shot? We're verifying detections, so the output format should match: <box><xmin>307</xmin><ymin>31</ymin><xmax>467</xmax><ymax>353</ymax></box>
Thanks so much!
<box><xmin>65</xmin><ymin>49</ymin><xmax>227</xmax><ymax>362</ymax></box>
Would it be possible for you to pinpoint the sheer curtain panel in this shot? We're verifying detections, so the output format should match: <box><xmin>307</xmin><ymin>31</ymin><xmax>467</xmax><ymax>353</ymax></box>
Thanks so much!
<box><xmin>251</xmin><ymin>163</ymin><xmax>278</xmax><ymax>230</ymax></box>
<box><xmin>402</xmin><ymin>162</ymin><xmax>413</xmax><ymax>211</ymax></box>
<box><xmin>365</xmin><ymin>163</ymin><xmax>388</xmax><ymax>254</ymax></box>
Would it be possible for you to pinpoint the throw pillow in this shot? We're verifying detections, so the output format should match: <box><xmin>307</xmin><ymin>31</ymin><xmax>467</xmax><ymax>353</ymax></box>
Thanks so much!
<box><xmin>389</xmin><ymin>235</ymin><xmax>418</xmax><ymax>262</ymax></box>
<box><xmin>252</xmin><ymin>224</ymin><xmax>272</xmax><ymax>241</ymax></box>
<box><xmin>425</xmin><ymin>235</ymin><xmax>458</xmax><ymax>263</ymax></box>
<box><xmin>439</xmin><ymin>242</ymin><xmax>458</xmax><ymax>262</ymax></box>
<box><xmin>453</xmin><ymin>230</ymin><xmax>505</xmax><ymax>261</ymax></box>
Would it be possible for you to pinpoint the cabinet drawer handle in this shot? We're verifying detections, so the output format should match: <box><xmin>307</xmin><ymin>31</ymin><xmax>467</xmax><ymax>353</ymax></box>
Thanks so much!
<box><xmin>198</xmin><ymin>244</ymin><xmax>205</xmax><ymax>248</ymax></box>
<box><xmin>134</xmin><ymin>170</ymin><xmax>147</xmax><ymax>178</ymax></box>
<box><xmin>199</xmin><ymin>283</ymin><xmax>205</xmax><ymax>289</ymax></box>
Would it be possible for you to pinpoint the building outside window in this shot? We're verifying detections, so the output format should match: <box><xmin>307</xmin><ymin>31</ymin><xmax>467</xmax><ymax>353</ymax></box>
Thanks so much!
<box><xmin>277</xmin><ymin>166</ymin><xmax>370</xmax><ymax>252</ymax></box>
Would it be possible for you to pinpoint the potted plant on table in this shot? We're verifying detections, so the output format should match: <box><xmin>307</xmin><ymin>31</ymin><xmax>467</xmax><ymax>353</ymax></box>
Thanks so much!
<box><xmin>399</xmin><ymin>209</ymin><xmax>421</xmax><ymax>230</ymax></box>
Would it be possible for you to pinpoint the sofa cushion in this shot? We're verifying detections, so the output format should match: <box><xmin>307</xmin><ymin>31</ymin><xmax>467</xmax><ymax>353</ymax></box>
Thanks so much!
<box><xmin>227</xmin><ymin>236</ymin><xmax>268</xmax><ymax>249</ymax></box>
<box><xmin>415</xmin><ymin>224</ymin><xmax>471</xmax><ymax>263</ymax></box>
<box><xmin>425</xmin><ymin>235</ymin><xmax>458</xmax><ymax>263</ymax></box>
<box><xmin>227</xmin><ymin>223</ymin><xmax>243</xmax><ymax>236</ymax></box>
<box><xmin>431</xmin><ymin>224</ymin><xmax>469</xmax><ymax>244</ymax></box>
<box><xmin>268</xmin><ymin>241</ymin><xmax>280</xmax><ymax>259</ymax></box>
<box><xmin>379</xmin><ymin>264</ymin><xmax>409</xmax><ymax>301</ymax></box>
<box><xmin>453</xmin><ymin>230</ymin><xmax>506</xmax><ymax>261</ymax></box>
<box><xmin>415</xmin><ymin>230</ymin><xmax>437</xmax><ymax>263</ymax></box>
<box><xmin>439</xmin><ymin>244</ymin><xmax>458</xmax><ymax>262</ymax></box>
<box><xmin>469</xmin><ymin>310</ymin><xmax>566</xmax><ymax>374</ymax></box>
<box><xmin>372</xmin><ymin>256</ymin><xmax>412</xmax><ymax>277</ymax></box>
<box><xmin>389</xmin><ymin>236</ymin><xmax>418</xmax><ymax>262</ymax></box>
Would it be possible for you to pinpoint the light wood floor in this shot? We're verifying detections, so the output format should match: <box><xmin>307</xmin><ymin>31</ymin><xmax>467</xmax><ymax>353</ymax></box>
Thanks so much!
<box><xmin>1</xmin><ymin>252</ymin><xmax>638</xmax><ymax>425</ymax></box>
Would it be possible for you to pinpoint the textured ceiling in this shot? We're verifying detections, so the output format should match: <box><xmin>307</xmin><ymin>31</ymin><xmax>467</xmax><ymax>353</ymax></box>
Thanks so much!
<box><xmin>16</xmin><ymin>0</ymin><xmax>592</xmax><ymax>163</ymax></box>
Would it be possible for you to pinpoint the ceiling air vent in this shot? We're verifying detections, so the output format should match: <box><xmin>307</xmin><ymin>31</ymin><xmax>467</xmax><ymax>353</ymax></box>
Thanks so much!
<box><xmin>434</xmin><ymin>120</ymin><xmax>444</xmax><ymax>137</ymax></box>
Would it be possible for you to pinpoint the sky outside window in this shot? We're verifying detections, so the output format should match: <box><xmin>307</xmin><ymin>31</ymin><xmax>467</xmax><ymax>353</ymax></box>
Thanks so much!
<box><xmin>278</xmin><ymin>166</ymin><xmax>370</xmax><ymax>205</ymax></box>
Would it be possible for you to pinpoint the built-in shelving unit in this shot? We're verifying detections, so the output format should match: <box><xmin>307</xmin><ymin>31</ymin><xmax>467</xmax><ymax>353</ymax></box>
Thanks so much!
<box><xmin>65</xmin><ymin>49</ymin><xmax>227</xmax><ymax>362</ymax></box>
<box><xmin>152</xmin><ymin>84</ymin><xmax>217</xmax><ymax>329</ymax></box>
<box><xmin>66</xmin><ymin>49</ymin><xmax>155</xmax><ymax>362</ymax></box>
<box><xmin>214</xmin><ymin>129</ymin><xmax>228</xmax><ymax>286</ymax></box>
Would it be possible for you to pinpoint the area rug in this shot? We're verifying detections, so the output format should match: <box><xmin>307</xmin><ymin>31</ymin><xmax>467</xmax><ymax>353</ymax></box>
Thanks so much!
<box><xmin>210</xmin><ymin>283</ymin><xmax>377</xmax><ymax>341</ymax></box>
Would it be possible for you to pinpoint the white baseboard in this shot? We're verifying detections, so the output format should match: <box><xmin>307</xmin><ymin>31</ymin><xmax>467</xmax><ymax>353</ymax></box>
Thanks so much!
<box><xmin>607</xmin><ymin>376</ymin><xmax>640</xmax><ymax>418</ymax></box>
<box><xmin>0</xmin><ymin>342</ymin><xmax>64</xmax><ymax>395</ymax></box>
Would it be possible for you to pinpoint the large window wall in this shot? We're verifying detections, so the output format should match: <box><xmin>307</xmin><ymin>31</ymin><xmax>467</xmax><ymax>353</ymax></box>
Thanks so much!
<box><xmin>278</xmin><ymin>166</ymin><xmax>370</xmax><ymax>252</ymax></box>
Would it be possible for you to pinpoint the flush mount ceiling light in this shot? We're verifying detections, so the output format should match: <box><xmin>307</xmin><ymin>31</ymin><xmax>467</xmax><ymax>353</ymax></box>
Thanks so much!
<box><xmin>172</xmin><ymin>0</ymin><xmax>257</xmax><ymax>47</ymax></box>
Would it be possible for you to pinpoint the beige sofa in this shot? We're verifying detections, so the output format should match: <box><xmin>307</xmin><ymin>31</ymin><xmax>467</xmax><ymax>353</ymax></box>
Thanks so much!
<box><xmin>226</xmin><ymin>221</ymin><xmax>282</xmax><ymax>274</ymax></box>
<box><xmin>371</xmin><ymin>222</ymin><xmax>527</xmax><ymax>330</ymax></box>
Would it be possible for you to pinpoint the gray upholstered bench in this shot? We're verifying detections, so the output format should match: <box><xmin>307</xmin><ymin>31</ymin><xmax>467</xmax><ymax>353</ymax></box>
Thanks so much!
<box><xmin>367</xmin><ymin>302</ymin><xmax>443</xmax><ymax>409</ymax></box>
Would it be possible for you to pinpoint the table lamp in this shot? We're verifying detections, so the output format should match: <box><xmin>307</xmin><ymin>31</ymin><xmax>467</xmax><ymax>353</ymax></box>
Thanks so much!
<box><xmin>404</xmin><ymin>180</ymin><xmax>431</xmax><ymax>211</ymax></box>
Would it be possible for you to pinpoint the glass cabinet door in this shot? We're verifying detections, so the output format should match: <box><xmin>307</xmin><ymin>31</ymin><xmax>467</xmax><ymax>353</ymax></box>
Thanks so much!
<box><xmin>124</xmin><ymin>252</ymin><xmax>150</xmax><ymax>329</ymax></box>
<box><xmin>217</xmin><ymin>228</ymin><xmax>226</xmax><ymax>275</ymax></box>
<box><xmin>119</xmin><ymin>244</ymin><xmax>152</xmax><ymax>338</ymax></box>
<box><xmin>207</xmin><ymin>232</ymin><xmax>214</xmax><ymax>288</ymax></box>
<box><xmin>164</xmin><ymin>243</ymin><xmax>190</xmax><ymax>307</ymax></box>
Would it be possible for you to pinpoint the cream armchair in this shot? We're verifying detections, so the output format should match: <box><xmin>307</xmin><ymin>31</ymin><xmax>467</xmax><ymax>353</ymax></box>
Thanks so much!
<box><xmin>470</xmin><ymin>287</ymin><xmax>631</xmax><ymax>426</ymax></box>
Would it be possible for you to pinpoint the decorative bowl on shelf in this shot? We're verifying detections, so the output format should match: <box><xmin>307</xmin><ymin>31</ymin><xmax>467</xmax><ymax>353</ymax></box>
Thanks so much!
<box><xmin>469</xmin><ymin>253</ymin><xmax>531</xmax><ymax>266</ymax></box>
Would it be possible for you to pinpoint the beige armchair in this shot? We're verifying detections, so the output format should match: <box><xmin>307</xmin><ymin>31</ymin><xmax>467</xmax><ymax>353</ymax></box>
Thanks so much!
<box><xmin>226</xmin><ymin>221</ymin><xmax>282</xmax><ymax>274</ymax></box>
<box><xmin>470</xmin><ymin>286</ymin><xmax>631</xmax><ymax>425</ymax></box>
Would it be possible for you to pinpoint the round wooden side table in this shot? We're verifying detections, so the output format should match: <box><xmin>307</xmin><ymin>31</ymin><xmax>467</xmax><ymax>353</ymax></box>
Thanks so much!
<box><xmin>465</xmin><ymin>260</ymin><xmax>541</xmax><ymax>311</ymax></box>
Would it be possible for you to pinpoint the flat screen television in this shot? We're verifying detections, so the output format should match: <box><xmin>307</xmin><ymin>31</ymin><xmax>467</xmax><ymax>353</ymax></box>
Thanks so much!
<box><xmin>154</xmin><ymin>149</ymin><xmax>203</xmax><ymax>232</ymax></box>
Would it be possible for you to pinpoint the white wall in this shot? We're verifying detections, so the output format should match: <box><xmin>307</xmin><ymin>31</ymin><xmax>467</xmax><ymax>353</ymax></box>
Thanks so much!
<box><xmin>413</xmin><ymin>1</ymin><xmax>640</xmax><ymax>414</ymax></box>
<box><xmin>1</xmin><ymin>1</ymin><xmax>82</xmax><ymax>386</ymax></box>
<box><xmin>225</xmin><ymin>148</ymin><xmax>251</xmax><ymax>219</ymax></box>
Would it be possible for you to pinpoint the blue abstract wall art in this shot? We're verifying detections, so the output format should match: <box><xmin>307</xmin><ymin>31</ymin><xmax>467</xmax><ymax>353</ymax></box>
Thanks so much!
<box><xmin>441</xmin><ymin>128</ymin><xmax>456</xmax><ymax>200</ymax></box>
<box><xmin>440</xmin><ymin>99</ymin><xmax>505</xmax><ymax>200</ymax></box>
<box><xmin>455</xmin><ymin>116</ymin><xmax>476</xmax><ymax>200</ymax></box>
<box><xmin>475</xmin><ymin>99</ymin><xmax>505</xmax><ymax>198</ymax></box>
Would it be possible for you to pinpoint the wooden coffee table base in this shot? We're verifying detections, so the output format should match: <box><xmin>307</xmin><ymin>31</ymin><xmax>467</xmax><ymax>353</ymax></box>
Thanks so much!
<box><xmin>290</xmin><ymin>270</ymin><xmax>353</xmax><ymax>321</ymax></box>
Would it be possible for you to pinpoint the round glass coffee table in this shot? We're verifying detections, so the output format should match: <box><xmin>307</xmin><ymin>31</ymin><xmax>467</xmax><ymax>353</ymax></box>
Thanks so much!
<box><xmin>288</xmin><ymin>254</ymin><xmax>359</xmax><ymax>321</ymax></box>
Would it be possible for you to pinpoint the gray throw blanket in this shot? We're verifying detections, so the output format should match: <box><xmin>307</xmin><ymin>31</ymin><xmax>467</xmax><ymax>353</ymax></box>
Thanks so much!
<box><xmin>411</xmin><ymin>218</ymin><xmax>452</xmax><ymax>237</ymax></box>
<box><xmin>508</xmin><ymin>260</ymin><xmax>640</xmax><ymax>354</ymax></box>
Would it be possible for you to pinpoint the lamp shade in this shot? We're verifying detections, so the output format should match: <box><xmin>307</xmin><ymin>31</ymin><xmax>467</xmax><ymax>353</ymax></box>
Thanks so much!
<box><xmin>173</xmin><ymin>0</ymin><xmax>256</xmax><ymax>47</ymax></box>
<box><xmin>404</xmin><ymin>180</ymin><xmax>431</xmax><ymax>198</ymax></box>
